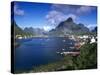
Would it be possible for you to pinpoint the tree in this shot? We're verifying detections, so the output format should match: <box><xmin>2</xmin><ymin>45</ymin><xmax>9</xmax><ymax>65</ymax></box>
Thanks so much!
<box><xmin>74</xmin><ymin>43</ymin><xmax>97</xmax><ymax>69</ymax></box>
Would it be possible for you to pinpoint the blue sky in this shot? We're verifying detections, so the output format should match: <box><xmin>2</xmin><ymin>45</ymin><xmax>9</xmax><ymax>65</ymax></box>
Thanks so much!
<box><xmin>13</xmin><ymin>2</ymin><xmax>97</xmax><ymax>31</ymax></box>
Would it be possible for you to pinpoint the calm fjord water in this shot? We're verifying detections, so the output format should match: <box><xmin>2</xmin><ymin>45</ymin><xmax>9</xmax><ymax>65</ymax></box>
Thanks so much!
<box><xmin>15</xmin><ymin>37</ymin><xmax>75</xmax><ymax>71</ymax></box>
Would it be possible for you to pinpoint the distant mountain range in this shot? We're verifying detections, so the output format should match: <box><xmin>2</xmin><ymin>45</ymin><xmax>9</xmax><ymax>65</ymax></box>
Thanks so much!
<box><xmin>24</xmin><ymin>27</ymin><xmax>46</xmax><ymax>36</ymax></box>
<box><xmin>12</xmin><ymin>21</ymin><xmax>47</xmax><ymax>37</ymax></box>
<box><xmin>12</xmin><ymin>17</ymin><xmax>97</xmax><ymax>37</ymax></box>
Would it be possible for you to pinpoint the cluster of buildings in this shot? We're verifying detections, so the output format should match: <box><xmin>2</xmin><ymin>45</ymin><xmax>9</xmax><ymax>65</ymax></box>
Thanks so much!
<box><xmin>15</xmin><ymin>35</ymin><xmax>33</xmax><ymax>39</ymax></box>
<box><xmin>57</xmin><ymin>34</ymin><xmax>97</xmax><ymax>56</ymax></box>
<box><xmin>69</xmin><ymin>35</ymin><xmax>97</xmax><ymax>44</ymax></box>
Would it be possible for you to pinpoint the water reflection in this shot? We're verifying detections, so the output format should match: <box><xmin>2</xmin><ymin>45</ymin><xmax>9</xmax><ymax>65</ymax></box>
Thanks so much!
<box><xmin>15</xmin><ymin>37</ymin><xmax>75</xmax><ymax>71</ymax></box>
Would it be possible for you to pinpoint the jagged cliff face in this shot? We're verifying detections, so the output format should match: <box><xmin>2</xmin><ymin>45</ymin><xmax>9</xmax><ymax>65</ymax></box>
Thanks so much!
<box><xmin>11</xmin><ymin>21</ymin><xmax>25</xmax><ymax>36</ymax></box>
<box><xmin>49</xmin><ymin>17</ymin><xmax>90</xmax><ymax>36</ymax></box>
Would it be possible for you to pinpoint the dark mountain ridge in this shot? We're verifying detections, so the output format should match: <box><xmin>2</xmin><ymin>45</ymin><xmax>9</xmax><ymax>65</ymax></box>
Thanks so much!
<box><xmin>49</xmin><ymin>17</ymin><xmax>90</xmax><ymax>36</ymax></box>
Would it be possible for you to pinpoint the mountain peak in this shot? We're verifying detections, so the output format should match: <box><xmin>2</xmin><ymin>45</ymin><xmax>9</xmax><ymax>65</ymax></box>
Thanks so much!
<box><xmin>65</xmin><ymin>17</ymin><xmax>73</xmax><ymax>22</ymax></box>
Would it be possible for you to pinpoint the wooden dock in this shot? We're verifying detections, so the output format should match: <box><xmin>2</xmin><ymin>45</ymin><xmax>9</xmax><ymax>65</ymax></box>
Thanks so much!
<box><xmin>57</xmin><ymin>51</ymin><xmax>80</xmax><ymax>56</ymax></box>
<box><xmin>62</xmin><ymin>51</ymin><xmax>80</xmax><ymax>56</ymax></box>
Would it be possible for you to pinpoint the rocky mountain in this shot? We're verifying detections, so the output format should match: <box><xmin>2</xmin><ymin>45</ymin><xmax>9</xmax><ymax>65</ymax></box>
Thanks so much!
<box><xmin>24</xmin><ymin>27</ymin><xmax>35</xmax><ymax>35</ymax></box>
<box><xmin>92</xmin><ymin>26</ymin><xmax>97</xmax><ymax>33</ymax></box>
<box><xmin>11</xmin><ymin>21</ymin><xmax>25</xmax><ymax>36</ymax></box>
<box><xmin>49</xmin><ymin>17</ymin><xmax>90</xmax><ymax>36</ymax></box>
<box><xmin>11</xmin><ymin>21</ymin><xmax>35</xmax><ymax>38</ymax></box>
<box><xmin>12</xmin><ymin>20</ymin><xmax>48</xmax><ymax>38</ymax></box>
<box><xmin>12</xmin><ymin>17</ymin><xmax>92</xmax><ymax>37</ymax></box>
<box><xmin>24</xmin><ymin>27</ymin><xmax>47</xmax><ymax>36</ymax></box>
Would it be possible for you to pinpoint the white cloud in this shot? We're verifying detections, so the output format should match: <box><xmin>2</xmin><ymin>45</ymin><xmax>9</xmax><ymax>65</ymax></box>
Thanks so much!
<box><xmin>43</xmin><ymin>26</ymin><xmax>54</xmax><ymax>31</ymax></box>
<box><xmin>46</xmin><ymin>10</ymin><xmax>66</xmax><ymax>26</ymax></box>
<box><xmin>76</xmin><ymin>6</ymin><xmax>94</xmax><ymax>15</ymax></box>
<box><xmin>85</xmin><ymin>24</ymin><xmax>97</xmax><ymax>31</ymax></box>
<box><xmin>14</xmin><ymin>5</ymin><xmax>24</xmax><ymax>16</ymax></box>
<box><xmin>52</xmin><ymin>4</ymin><xmax>96</xmax><ymax>16</ymax></box>
<box><xmin>45</xmin><ymin>10</ymin><xmax>77</xmax><ymax>26</ymax></box>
